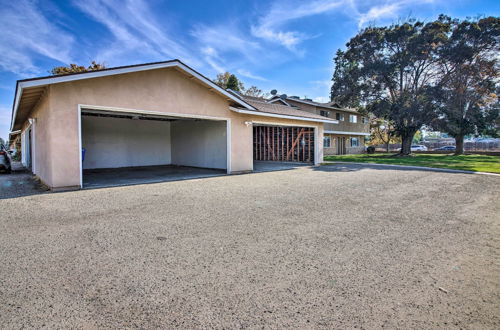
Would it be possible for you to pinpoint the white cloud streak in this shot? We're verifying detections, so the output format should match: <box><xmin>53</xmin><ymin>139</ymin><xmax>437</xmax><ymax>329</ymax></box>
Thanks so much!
<box><xmin>251</xmin><ymin>0</ymin><xmax>344</xmax><ymax>52</ymax></box>
<box><xmin>236</xmin><ymin>69</ymin><xmax>268</xmax><ymax>81</ymax></box>
<box><xmin>0</xmin><ymin>0</ymin><xmax>74</xmax><ymax>75</ymax></box>
<box><xmin>74</xmin><ymin>0</ymin><xmax>201</xmax><ymax>66</ymax></box>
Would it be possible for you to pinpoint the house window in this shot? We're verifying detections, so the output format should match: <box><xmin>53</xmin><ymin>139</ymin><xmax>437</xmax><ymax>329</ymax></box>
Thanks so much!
<box><xmin>351</xmin><ymin>137</ymin><xmax>360</xmax><ymax>147</ymax></box>
<box><xmin>362</xmin><ymin>117</ymin><xmax>368</xmax><ymax>124</ymax></box>
<box><xmin>349</xmin><ymin>115</ymin><xmax>357</xmax><ymax>123</ymax></box>
<box><xmin>323</xmin><ymin>136</ymin><xmax>331</xmax><ymax>148</ymax></box>
<box><xmin>320</xmin><ymin>110</ymin><xmax>330</xmax><ymax>118</ymax></box>
<box><xmin>336</xmin><ymin>113</ymin><xmax>344</xmax><ymax>121</ymax></box>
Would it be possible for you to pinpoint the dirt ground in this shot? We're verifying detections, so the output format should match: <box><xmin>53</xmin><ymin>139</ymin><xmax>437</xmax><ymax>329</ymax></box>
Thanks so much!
<box><xmin>0</xmin><ymin>164</ymin><xmax>498</xmax><ymax>329</ymax></box>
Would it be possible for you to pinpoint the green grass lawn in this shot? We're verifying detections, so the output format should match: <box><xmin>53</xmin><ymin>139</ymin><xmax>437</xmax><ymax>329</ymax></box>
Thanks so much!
<box><xmin>323</xmin><ymin>153</ymin><xmax>500</xmax><ymax>173</ymax></box>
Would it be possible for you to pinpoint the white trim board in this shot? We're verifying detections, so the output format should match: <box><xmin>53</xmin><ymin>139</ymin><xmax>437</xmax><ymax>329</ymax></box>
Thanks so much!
<box><xmin>77</xmin><ymin>104</ymin><xmax>232</xmax><ymax>188</ymax></box>
<box><xmin>229</xmin><ymin>106</ymin><xmax>338</xmax><ymax>124</ymax></box>
<box><xmin>324</xmin><ymin>130</ymin><xmax>370</xmax><ymax>136</ymax></box>
<box><xmin>11</xmin><ymin>60</ymin><xmax>255</xmax><ymax>130</ymax></box>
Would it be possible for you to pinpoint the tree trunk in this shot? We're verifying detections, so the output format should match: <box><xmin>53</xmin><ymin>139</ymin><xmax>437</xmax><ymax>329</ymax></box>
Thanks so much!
<box><xmin>385</xmin><ymin>141</ymin><xmax>390</xmax><ymax>153</ymax></box>
<box><xmin>399</xmin><ymin>130</ymin><xmax>417</xmax><ymax>156</ymax></box>
<box><xmin>454</xmin><ymin>135</ymin><xmax>464</xmax><ymax>155</ymax></box>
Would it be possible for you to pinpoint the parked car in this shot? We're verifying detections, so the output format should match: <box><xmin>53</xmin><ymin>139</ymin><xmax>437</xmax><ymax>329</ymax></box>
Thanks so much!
<box><xmin>0</xmin><ymin>147</ymin><xmax>12</xmax><ymax>173</ymax></box>
<box><xmin>411</xmin><ymin>145</ymin><xmax>428</xmax><ymax>151</ymax></box>
<box><xmin>435</xmin><ymin>145</ymin><xmax>456</xmax><ymax>151</ymax></box>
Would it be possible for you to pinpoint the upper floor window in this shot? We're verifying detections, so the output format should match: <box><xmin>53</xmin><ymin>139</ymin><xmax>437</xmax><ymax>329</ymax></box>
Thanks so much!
<box><xmin>320</xmin><ymin>110</ymin><xmax>330</xmax><ymax>118</ymax></box>
<box><xmin>323</xmin><ymin>136</ymin><xmax>331</xmax><ymax>148</ymax></box>
<box><xmin>362</xmin><ymin>117</ymin><xmax>369</xmax><ymax>124</ymax></box>
<box><xmin>336</xmin><ymin>113</ymin><xmax>344</xmax><ymax>121</ymax></box>
<box><xmin>349</xmin><ymin>114</ymin><xmax>357</xmax><ymax>123</ymax></box>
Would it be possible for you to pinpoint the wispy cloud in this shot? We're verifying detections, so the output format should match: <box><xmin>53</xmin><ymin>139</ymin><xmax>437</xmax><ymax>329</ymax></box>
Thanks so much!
<box><xmin>236</xmin><ymin>69</ymin><xmax>268</xmax><ymax>81</ymax></box>
<box><xmin>353</xmin><ymin>0</ymin><xmax>437</xmax><ymax>28</ymax></box>
<box><xmin>74</xmin><ymin>0</ymin><xmax>201</xmax><ymax>66</ymax></box>
<box><xmin>251</xmin><ymin>0</ymin><xmax>344</xmax><ymax>53</ymax></box>
<box><xmin>357</xmin><ymin>3</ymin><xmax>399</xmax><ymax>27</ymax></box>
<box><xmin>0</xmin><ymin>0</ymin><xmax>74</xmax><ymax>75</ymax></box>
<box><xmin>191</xmin><ymin>23</ymin><xmax>264</xmax><ymax>73</ymax></box>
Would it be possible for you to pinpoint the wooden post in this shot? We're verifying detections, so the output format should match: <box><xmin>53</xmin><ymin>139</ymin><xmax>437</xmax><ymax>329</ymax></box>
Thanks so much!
<box><xmin>308</xmin><ymin>131</ymin><xmax>311</xmax><ymax>162</ymax></box>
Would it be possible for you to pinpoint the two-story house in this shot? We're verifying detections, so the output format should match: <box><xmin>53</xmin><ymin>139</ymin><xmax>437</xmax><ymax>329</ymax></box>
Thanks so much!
<box><xmin>269</xmin><ymin>95</ymin><xmax>370</xmax><ymax>155</ymax></box>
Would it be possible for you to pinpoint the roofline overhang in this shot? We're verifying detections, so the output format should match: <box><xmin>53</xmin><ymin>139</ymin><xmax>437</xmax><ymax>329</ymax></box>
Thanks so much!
<box><xmin>270</xmin><ymin>96</ymin><xmax>360</xmax><ymax>113</ymax></box>
<box><xmin>229</xmin><ymin>106</ymin><xmax>339</xmax><ymax>124</ymax></box>
<box><xmin>324</xmin><ymin>130</ymin><xmax>371</xmax><ymax>136</ymax></box>
<box><xmin>10</xmin><ymin>59</ymin><xmax>256</xmax><ymax>131</ymax></box>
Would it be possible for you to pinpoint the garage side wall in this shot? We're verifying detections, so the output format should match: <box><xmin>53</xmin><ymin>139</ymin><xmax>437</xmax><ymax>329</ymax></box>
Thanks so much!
<box><xmin>81</xmin><ymin>116</ymin><xmax>171</xmax><ymax>169</ymax></box>
<box><xmin>171</xmin><ymin>120</ymin><xmax>226</xmax><ymax>169</ymax></box>
<box><xmin>21</xmin><ymin>89</ymin><xmax>53</xmax><ymax>186</ymax></box>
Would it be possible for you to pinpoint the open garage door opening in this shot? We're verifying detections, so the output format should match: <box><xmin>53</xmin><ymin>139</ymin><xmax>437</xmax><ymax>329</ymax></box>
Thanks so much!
<box><xmin>80</xmin><ymin>109</ymin><xmax>228</xmax><ymax>188</ymax></box>
<box><xmin>253</xmin><ymin>125</ymin><xmax>315</xmax><ymax>164</ymax></box>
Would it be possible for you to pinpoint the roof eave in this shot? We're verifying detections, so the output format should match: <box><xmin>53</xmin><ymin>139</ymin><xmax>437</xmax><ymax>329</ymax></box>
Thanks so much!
<box><xmin>229</xmin><ymin>106</ymin><xmax>339</xmax><ymax>124</ymax></box>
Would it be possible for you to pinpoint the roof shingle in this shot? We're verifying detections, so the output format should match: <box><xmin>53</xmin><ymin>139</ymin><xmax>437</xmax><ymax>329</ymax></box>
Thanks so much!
<box><xmin>238</xmin><ymin>97</ymin><xmax>335</xmax><ymax>122</ymax></box>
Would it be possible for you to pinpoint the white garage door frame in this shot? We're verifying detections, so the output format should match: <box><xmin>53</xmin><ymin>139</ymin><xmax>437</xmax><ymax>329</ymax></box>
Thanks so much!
<box><xmin>77</xmin><ymin>104</ymin><xmax>232</xmax><ymax>189</ymax></box>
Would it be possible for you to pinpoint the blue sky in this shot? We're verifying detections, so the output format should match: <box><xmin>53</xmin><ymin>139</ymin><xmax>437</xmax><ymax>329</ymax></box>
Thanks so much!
<box><xmin>1</xmin><ymin>0</ymin><xmax>499</xmax><ymax>140</ymax></box>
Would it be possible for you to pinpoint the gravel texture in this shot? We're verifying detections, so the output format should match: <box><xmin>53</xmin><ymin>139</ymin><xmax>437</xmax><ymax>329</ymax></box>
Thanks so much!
<box><xmin>0</xmin><ymin>164</ymin><xmax>499</xmax><ymax>329</ymax></box>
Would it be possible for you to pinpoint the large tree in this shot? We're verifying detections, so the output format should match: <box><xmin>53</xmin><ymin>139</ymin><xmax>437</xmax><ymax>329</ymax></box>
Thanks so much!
<box><xmin>331</xmin><ymin>17</ymin><xmax>452</xmax><ymax>155</ymax></box>
<box><xmin>331</xmin><ymin>50</ymin><xmax>363</xmax><ymax>109</ymax></box>
<box><xmin>431</xmin><ymin>16</ymin><xmax>499</xmax><ymax>155</ymax></box>
<box><xmin>50</xmin><ymin>61</ymin><xmax>106</xmax><ymax>75</ymax></box>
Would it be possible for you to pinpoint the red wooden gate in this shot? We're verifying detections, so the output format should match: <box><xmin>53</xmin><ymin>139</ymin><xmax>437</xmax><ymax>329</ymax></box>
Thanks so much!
<box><xmin>253</xmin><ymin>126</ymin><xmax>315</xmax><ymax>163</ymax></box>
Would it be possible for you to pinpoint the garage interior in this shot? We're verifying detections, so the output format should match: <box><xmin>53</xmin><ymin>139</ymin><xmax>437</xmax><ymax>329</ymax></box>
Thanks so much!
<box><xmin>81</xmin><ymin>110</ymin><xmax>227</xmax><ymax>188</ymax></box>
<box><xmin>252</xmin><ymin>125</ymin><xmax>316</xmax><ymax>172</ymax></box>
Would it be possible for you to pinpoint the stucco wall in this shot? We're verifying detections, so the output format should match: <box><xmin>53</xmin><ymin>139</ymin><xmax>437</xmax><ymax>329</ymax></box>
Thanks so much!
<box><xmin>81</xmin><ymin>116</ymin><xmax>171</xmax><ymax>169</ymax></box>
<box><xmin>23</xmin><ymin>67</ymin><xmax>325</xmax><ymax>188</ymax></box>
<box><xmin>21</xmin><ymin>89</ymin><xmax>53</xmax><ymax>186</ymax></box>
<box><xmin>171</xmin><ymin>120</ymin><xmax>226</xmax><ymax>169</ymax></box>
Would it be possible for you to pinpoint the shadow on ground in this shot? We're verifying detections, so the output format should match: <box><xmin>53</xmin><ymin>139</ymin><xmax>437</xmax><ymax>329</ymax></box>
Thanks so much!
<box><xmin>315</xmin><ymin>162</ymin><xmax>475</xmax><ymax>174</ymax></box>
<box><xmin>0</xmin><ymin>165</ymin><xmax>48</xmax><ymax>200</ymax></box>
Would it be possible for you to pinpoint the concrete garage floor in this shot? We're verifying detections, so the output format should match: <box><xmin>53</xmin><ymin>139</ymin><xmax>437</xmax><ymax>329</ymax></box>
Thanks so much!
<box><xmin>0</xmin><ymin>164</ymin><xmax>499</xmax><ymax>328</ymax></box>
<box><xmin>253</xmin><ymin>160</ymin><xmax>312</xmax><ymax>172</ymax></box>
<box><xmin>83</xmin><ymin>162</ymin><xmax>310</xmax><ymax>189</ymax></box>
<box><xmin>83</xmin><ymin>165</ymin><xmax>226</xmax><ymax>188</ymax></box>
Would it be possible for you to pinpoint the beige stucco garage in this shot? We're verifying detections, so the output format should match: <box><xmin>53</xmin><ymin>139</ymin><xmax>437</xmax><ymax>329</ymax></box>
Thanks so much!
<box><xmin>10</xmin><ymin>60</ymin><xmax>336</xmax><ymax>190</ymax></box>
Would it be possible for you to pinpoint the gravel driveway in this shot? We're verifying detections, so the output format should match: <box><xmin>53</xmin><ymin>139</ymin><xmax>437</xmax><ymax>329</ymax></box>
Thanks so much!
<box><xmin>0</xmin><ymin>164</ymin><xmax>498</xmax><ymax>329</ymax></box>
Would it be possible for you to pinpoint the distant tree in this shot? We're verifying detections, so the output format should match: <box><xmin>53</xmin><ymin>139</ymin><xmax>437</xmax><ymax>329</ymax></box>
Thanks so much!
<box><xmin>213</xmin><ymin>72</ymin><xmax>268</xmax><ymax>97</ymax></box>
<box><xmin>0</xmin><ymin>137</ymin><xmax>5</xmax><ymax>149</ymax></box>
<box><xmin>213</xmin><ymin>72</ymin><xmax>245</xmax><ymax>92</ymax></box>
<box><xmin>412</xmin><ymin>130</ymin><xmax>423</xmax><ymax>144</ymax></box>
<box><xmin>213</xmin><ymin>72</ymin><xmax>232</xmax><ymax>88</ymax></box>
<box><xmin>431</xmin><ymin>16</ymin><xmax>499</xmax><ymax>155</ymax></box>
<box><xmin>50</xmin><ymin>61</ymin><xmax>106</xmax><ymax>75</ymax></box>
<box><xmin>331</xmin><ymin>17</ymin><xmax>452</xmax><ymax>155</ymax></box>
<box><xmin>226</xmin><ymin>74</ymin><xmax>241</xmax><ymax>91</ymax></box>
<box><xmin>243</xmin><ymin>86</ymin><xmax>267</xmax><ymax>98</ymax></box>
<box><xmin>370</xmin><ymin>119</ymin><xmax>398</xmax><ymax>152</ymax></box>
